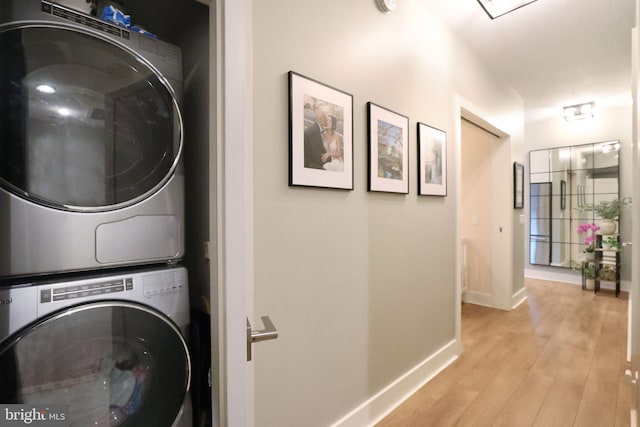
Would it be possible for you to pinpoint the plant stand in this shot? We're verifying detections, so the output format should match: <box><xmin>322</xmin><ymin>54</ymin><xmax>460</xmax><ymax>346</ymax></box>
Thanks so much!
<box><xmin>593</xmin><ymin>234</ymin><xmax>621</xmax><ymax>297</ymax></box>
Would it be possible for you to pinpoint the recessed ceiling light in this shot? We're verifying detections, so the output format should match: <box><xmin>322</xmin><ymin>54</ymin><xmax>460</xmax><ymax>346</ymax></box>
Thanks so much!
<box><xmin>57</xmin><ymin>107</ymin><xmax>71</xmax><ymax>117</ymax></box>
<box><xmin>476</xmin><ymin>0</ymin><xmax>538</xmax><ymax>19</ymax></box>
<box><xmin>36</xmin><ymin>84</ymin><xmax>56</xmax><ymax>94</ymax></box>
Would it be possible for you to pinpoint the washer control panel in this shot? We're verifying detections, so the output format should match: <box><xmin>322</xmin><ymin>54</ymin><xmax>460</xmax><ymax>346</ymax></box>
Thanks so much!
<box><xmin>142</xmin><ymin>269</ymin><xmax>185</xmax><ymax>297</ymax></box>
<box><xmin>40</xmin><ymin>278</ymin><xmax>133</xmax><ymax>303</ymax></box>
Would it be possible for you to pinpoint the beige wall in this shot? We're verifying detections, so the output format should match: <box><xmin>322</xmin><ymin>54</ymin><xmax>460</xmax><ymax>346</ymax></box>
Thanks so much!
<box><xmin>250</xmin><ymin>1</ymin><xmax>524</xmax><ymax>425</ymax></box>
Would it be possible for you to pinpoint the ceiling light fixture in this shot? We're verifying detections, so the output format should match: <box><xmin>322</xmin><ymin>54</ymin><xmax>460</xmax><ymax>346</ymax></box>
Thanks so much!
<box><xmin>476</xmin><ymin>0</ymin><xmax>538</xmax><ymax>19</ymax></box>
<box><xmin>563</xmin><ymin>102</ymin><xmax>595</xmax><ymax>121</ymax></box>
<box><xmin>376</xmin><ymin>0</ymin><xmax>397</xmax><ymax>14</ymax></box>
<box><xmin>601</xmin><ymin>142</ymin><xmax>620</xmax><ymax>153</ymax></box>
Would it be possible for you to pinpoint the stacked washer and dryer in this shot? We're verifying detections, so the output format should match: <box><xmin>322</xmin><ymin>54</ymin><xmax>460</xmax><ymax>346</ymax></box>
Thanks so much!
<box><xmin>0</xmin><ymin>1</ymin><xmax>192</xmax><ymax>426</ymax></box>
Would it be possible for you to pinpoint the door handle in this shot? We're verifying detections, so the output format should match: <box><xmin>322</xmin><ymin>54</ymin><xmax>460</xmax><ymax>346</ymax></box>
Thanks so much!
<box><xmin>246</xmin><ymin>316</ymin><xmax>278</xmax><ymax>361</ymax></box>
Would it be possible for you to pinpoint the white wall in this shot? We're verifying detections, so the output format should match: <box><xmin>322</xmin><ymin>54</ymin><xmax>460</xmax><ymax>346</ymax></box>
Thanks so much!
<box><xmin>250</xmin><ymin>1</ymin><xmax>523</xmax><ymax>425</ymax></box>
<box><xmin>524</xmin><ymin>102</ymin><xmax>633</xmax><ymax>284</ymax></box>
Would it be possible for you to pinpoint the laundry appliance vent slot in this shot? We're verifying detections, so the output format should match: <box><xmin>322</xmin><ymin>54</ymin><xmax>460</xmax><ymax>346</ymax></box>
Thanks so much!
<box><xmin>41</xmin><ymin>1</ymin><xmax>130</xmax><ymax>40</ymax></box>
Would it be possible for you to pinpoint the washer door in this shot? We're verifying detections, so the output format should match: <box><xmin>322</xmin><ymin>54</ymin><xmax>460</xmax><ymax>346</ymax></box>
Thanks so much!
<box><xmin>0</xmin><ymin>25</ymin><xmax>182</xmax><ymax>211</ymax></box>
<box><xmin>0</xmin><ymin>302</ymin><xmax>190</xmax><ymax>427</ymax></box>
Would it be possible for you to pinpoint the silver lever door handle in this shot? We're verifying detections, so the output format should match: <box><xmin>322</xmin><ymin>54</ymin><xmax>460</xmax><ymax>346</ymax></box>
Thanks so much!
<box><xmin>246</xmin><ymin>316</ymin><xmax>279</xmax><ymax>361</ymax></box>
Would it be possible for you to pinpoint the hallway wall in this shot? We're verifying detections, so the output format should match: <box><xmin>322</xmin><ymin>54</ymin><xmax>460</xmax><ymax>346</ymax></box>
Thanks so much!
<box><xmin>250</xmin><ymin>1</ymin><xmax>524</xmax><ymax>425</ymax></box>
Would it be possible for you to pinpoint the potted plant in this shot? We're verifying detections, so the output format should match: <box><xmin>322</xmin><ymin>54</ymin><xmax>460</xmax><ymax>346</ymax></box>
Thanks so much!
<box><xmin>570</xmin><ymin>260</ymin><xmax>598</xmax><ymax>290</ymax></box>
<box><xmin>577</xmin><ymin>222</ymin><xmax>599</xmax><ymax>260</ymax></box>
<box><xmin>576</xmin><ymin>197</ymin><xmax>632</xmax><ymax>235</ymax></box>
<box><xmin>602</xmin><ymin>235</ymin><xmax>621</xmax><ymax>251</ymax></box>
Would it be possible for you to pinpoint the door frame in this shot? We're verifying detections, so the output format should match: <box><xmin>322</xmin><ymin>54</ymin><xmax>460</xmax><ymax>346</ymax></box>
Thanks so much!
<box><xmin>630</xmin><ymin>18</ymin><xmax>640</xmax><ymax>426</ymax></box>
<box><xmin>214</xmin><ymin>0</ymin><xmax>252</xmax><ymax>426</ymax></box>
<box><xmin>454</xmin><ymin>95</ymin><xmax>516</xmax><ymax>343</ymax></box>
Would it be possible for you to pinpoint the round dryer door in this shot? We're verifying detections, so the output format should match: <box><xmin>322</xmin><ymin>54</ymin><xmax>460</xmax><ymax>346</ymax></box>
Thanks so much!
<box><xmin>0</xmin><ymin>25</ymin><xmax>182</xmax><ymax>211</ymax></box>
<box><xmin>0</xmin><ymin>302</ymin><xmax>190</xmax><ymax>427</ymax></box>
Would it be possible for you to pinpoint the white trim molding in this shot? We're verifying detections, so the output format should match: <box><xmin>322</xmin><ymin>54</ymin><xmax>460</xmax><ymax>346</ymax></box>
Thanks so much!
<box><xmin>462</xmin><ymin>291</ymin><xmax>493</xmax><ymax>308</ymax></box>
<box><xmin>330</xmin><ymin>339</ymin><xmax>460</xmax><ymax>427</ymax></box>
<box><xmin>511</xmin><ymin>287</ymin><xmax>528</xmax><ymax>309</ymax></box>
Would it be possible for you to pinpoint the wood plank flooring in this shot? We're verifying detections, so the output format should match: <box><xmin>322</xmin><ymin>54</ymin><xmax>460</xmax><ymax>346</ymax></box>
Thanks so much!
<box><xmin>377</xmin><ymin>279</ymin><xmax>630</xmax><ymax>427</ymax></box>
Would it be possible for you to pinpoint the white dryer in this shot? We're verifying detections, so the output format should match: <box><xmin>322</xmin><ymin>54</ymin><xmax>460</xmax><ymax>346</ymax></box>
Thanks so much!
<box><xmin>0</xmin><ymin>266</ymin><xmax>191</xmax><ymax>427</ymax></box>
<box><xmin>0</xmin><ymin>0</ymin><xmax>185</xmax><ymax>278</ymax></box>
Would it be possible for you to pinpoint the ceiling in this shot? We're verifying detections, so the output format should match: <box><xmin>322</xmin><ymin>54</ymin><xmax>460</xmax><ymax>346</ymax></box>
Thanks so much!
<box><xmin>421</xmin><ymin>0</ymin><xmax>636</xmax><ymax>121</ymax></box>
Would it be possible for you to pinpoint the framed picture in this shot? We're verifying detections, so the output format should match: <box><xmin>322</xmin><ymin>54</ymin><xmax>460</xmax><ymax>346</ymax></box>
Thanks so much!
<box><xmin>513</xmin><ymin>162</ymin><xmax>524</xmax><ymax>209</ymax></box>
<box><xmin>560</xmin><ymin>179</ymin><xmax>566</xmax><ymax>210</ymax></box>
<box><xmin>367</xmin><ymin>102</ymin><xmax>409</xmax><ymax>193</ymax></box>
<box><xmin>288</xmin><ymin>71</ymin><xmax>353</xmax><ymax>189</ymax></box>
<box><xmin>417</xmin><ymin>122</ymin><xmax>447</xmax><ymax>196</ymax></box>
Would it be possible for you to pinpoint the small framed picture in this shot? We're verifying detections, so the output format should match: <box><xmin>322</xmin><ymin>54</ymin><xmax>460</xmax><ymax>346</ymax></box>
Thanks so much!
<box><xmin>367</xmin><ymin>102</ymin><xmax>409</xmax><ymax>194</ymax></box>
<box><xmin>288</xmin><ymin>71</ymin><xmax>353</xmax><ymax>189</ymax></box>
<box><xmin>417</xmin><ymin>122</ymin><xmax>447</xmax><ymax>196</ymax></box>
<box><xmin>514</xmin><ymin>162</ymin><xmax>524</xmax><ymax>209</ymax></box>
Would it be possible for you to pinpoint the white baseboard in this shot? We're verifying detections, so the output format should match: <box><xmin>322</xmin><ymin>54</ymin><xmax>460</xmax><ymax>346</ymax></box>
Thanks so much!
<box><xmin>462</xmin><ymin>291</ymin><xmax>493</xmax><ymax>308</ymax></box>
<box><xmin>462</xmin><ymin>290</ymin><xmax>527</xmax><ymax>311</ymax></box>
<box><xmin>525</xmin><ymin>269</ymin><xmax>630</xmax><ymax>293</ymax></box>
<box><xmin>602</xmin><ymin>280</ymin><xmax>631</xmax><ymax>293</ymax></box>
<box><xmin>524</xmin><ymin>268</ymin><xmax>581</xmax><ymax>285</ymax></box>
<box><xmin>511</xmin><ymin>287</ymin><xmax>528</xmax><ymax>309</ymax></box>
<box><xmin>330</xmin><ymin>339</ymin><xmax>460</xmax><ymax>427</ymax></box>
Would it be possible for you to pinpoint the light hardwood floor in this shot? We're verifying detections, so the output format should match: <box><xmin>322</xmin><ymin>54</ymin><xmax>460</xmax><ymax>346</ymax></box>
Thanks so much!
<box><xmin>377</xmin><ymin>279</ymin><xmax>630</xmax><ymax>427</ymax></box>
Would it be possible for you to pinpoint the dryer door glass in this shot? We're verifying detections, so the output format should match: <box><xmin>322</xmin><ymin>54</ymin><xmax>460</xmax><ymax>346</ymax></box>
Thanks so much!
<box><xmin>0</xmin><ymin>302</ymin><xmax>190</xmax><ymax>427</ymax></box>
<box><xmin>0</xmin><ymin>26</ymin><xmax>182</xmax><ymax>211</ymax></box>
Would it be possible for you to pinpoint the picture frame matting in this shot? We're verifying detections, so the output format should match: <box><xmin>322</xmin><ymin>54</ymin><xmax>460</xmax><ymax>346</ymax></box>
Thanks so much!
<box><xmin>288</xmin><ymin>71</ymin><xmax>354</xmax><ymax>190</ymax></box>
<box><xmin>367</xmin><ymin>102</ymin><xmax>409</xmax><ymax>194</ymax></box>
<box><xmin>417</xmin><ymin>122</ymin><xmax>447</xmax><ymax>196</ymax></box>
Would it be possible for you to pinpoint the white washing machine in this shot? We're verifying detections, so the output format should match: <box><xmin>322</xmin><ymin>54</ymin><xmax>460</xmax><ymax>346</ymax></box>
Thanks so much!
<box><xmin>0</xmin><ymin>0</ymin><xmax>185</xmax><ymax>278</ymax></box>
<box><xmin>0</xmin><ymin>266</ymin><xmax>192</xmax><ymax>427</ymax></box>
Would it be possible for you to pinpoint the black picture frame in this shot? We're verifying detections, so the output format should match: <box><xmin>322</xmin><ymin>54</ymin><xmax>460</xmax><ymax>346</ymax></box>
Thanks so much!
<box><xmin>513</xmin><ymin>162</ymin><xmax>524</xmax><ymax>209</ymax></box>
<box><xmin>367</xmin><ymin>102</ymin><xmax>409</xmax><ymax>194</ymax></box>
<box><xmin>417</xmin><ymin>122</ymin><xmax>447</xmax><ymax>196</ymax></box>
<box><xmin>288</xmin><ymin>71</ymin><xmax>354</xmax><ymax>189</ymax></box>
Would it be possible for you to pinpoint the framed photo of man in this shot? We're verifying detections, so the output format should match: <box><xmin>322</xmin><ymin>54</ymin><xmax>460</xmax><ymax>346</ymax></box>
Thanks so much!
<box><xmin>417</xmin><ymin>122</ymin><xmax>447</xmax><ymax>196</ymax></box>
<box><xmin>288</xmin><ymin>71</ymin><xmax>354</xmax><ymax>189</ymax></box>
<box><xmin>367</xmin><ymin>102</ymin><xmax>409</xmax><ymax>194</ymax></box>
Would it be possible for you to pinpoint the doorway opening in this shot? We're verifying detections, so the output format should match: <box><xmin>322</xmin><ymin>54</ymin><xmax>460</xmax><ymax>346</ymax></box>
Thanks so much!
<box><xmin>454</xmin><ymin>100</ymin><xmax>520</xmax><ymax>349</ymax></box>
<box><xmin>461</xmin><ymin>117</ymin><xmax>501</xmax><ymax>306</ymax></box>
